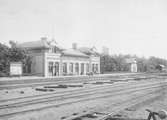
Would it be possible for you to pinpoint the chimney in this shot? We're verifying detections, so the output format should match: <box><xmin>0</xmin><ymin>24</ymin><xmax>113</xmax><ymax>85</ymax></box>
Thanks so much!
<box><xmin>102</xmin><ymin>46</ymin><xmax>109</xmax><ymax>55</ymax></box>
<box><xmin>41</xmin><ymin>37</ymin><xmax>47</xmax><ymax>41</ymax></box>
<box><xmin>72</xmin><ymin>43</ymin><xmax>77</xmax><ymax>49</ymax></box>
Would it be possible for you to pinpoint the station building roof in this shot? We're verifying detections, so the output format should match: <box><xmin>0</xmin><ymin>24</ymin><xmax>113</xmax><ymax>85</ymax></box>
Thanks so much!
<box><xmin>79</xmin><ymin>47</ymin><xmax>100</xmax><ymax>56</ymax></box>
<box><xmin>17</xmin><ymin>40</ymin><xmax>50</xmax><ymax>49</ymax></box>
<box><xmin>17</xmin><ymin>38</ymin><xmax>64</xmax><ymax>50</ymax></box>
<box><xmin>17</xmin><ymin>37</ymin><xmax>100</xmax><ymax>57</ymax></box>
<box><xmin>62</xmin><ymin>49</ymin><xmax>89</xmax><ymax>58</ymax></box>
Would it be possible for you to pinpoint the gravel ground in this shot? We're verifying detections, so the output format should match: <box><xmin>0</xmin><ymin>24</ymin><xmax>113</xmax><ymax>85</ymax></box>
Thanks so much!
<box><xmin>1</xmin><ymin>77</ymin><xmax>166</xmax><ymax>120</ymax></box>
<box><xmin>1</xmin><ymin>86</ymin><xmax>162</xmax><ymax>120</ymax></box>
<box><xmin>0</xmin><ymin>83</ymin><xmax>91</xmax><ymax>100</ymax></box>
<box><xmin>114</xmin><ymin>90</ymin><xmax>167</xmax><ymax>120</ymax></box>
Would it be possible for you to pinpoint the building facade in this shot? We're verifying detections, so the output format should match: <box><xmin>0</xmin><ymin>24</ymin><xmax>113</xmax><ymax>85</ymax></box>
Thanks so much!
<box><xmin>18</xmin><ymin>37</ymin><xmax>100</xmax><ymax>77</ymax></box>
<box><xmin>130</xmin><ymin>60</ymin><xmax>137</xmax><ymax>72</ymax></box>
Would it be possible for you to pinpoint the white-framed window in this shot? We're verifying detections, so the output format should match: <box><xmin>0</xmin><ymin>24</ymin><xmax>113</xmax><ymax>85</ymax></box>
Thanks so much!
<box><xmin>86</xmin><ymin>63</ymin><xmax>89</xmax><ymax>73</ymax></box>
<box><xmin>75</xmin><ymin>63</ymin><xmax>79</xmax><ymax>74</ymax></box>
<box><xmin>49</xmin><ymin>47</ymin><xmax>57</xmax><ymax>53</ymax></box>
<box><xmin>96</xmin><ymin>64</ymin><xmax>98</xmax><ymax>73</ymax></box>
<box><xmin>69</xmin><ymin>63</ymin><xmax>73</xmax><ymax>73</ymax></box>
<box><xmin>54</xmin><ymin>62</ymin><xmax>59</xmax><ymax>76</ymax></box>
<box><xmin>48</xmin><ymin>62</ymin><xmax>53</xmax><ymax>76</ymax></box>
<box><xmin>63</xmin><ymin>63</ymin><xmax>67</xmax><ymax>74</ymax></box>
<box><xmin>81</xmin><ymin>63</ymin><xmax>84</xmax><ymax>75</ymax></box>
<box><xmin>92</xmin><ymin>64</ymin><xmax>95</xmax><ymax>72</ymax></box>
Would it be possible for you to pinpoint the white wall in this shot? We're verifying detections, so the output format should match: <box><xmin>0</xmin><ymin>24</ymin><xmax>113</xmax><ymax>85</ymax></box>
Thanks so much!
<box><xmin>131</xmin><ymin>63</ymin><xmax>137</xmax><ymax>72</ymax></box>
<box><xmin>90</xmin><ymin>56</ymin><xmax>100</xmax><ymax>73</ymax></box>
<box><xmin>29</xmin><ymin>52</ymin><xmax>101</xmax><ymax>76</ymax></box>
<box><xmin>61</xmin><ymin>56</ymin><xmax>90</xmax><ymax>75</ymax></box>
<box><xmin>45</xmin><ymin>53</ymin><xmax>61</xmax><ymax>77</ymax></box>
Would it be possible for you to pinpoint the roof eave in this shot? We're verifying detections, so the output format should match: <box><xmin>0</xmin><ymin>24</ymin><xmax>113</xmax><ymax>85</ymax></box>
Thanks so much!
<box><xmin>62</xmin><ymin>54</ymin><xmax>89</xmax><ymax>58</ymax></box>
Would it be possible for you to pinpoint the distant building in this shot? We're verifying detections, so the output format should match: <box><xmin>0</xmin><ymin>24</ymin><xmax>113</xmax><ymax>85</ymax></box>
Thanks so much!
<box><xmin>130</xmin><ymin>60</ymin><xmax>137</xmax><ymax>72</ymax></box>
<box><xmin>18</xmin><ymin>37</ymin><xmax>100</xmax><ymax>77</ymax></box>
<box><xmin>102</xmin><ymin>46</ymin><xmax>109</xmax><ymax>55</ymax></box>
<box><xmin>126</xmin><ymin>58</ymin><xmax>137</xmax><ymax>72</ymax></box>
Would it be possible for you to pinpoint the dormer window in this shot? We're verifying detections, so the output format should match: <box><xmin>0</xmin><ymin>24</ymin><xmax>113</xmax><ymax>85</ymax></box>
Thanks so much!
<box><xmin>49</xmin><ymin>47</ymin><xmax>57</xmax><ymax>53</ymax></box>
<box><xmin>51</xmin><ymin>47</ymin><xmax>55</xmax><ymax>53</ymax></box>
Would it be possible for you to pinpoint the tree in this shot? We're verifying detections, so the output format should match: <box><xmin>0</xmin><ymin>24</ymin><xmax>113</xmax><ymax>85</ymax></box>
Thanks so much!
<box><xmin>0</xmin><ymin>41</ymin><xmax>29</xmax><ymax>76</ymax></box>
<box><xmin>0</xmin><ymin>43</ymin><xmax>10</xmax><ymax>75</ymax></box>
<box><xmin>100</xmin><ymin>53</ymin><xmax>167</xmax><ymax>73</ymax></box>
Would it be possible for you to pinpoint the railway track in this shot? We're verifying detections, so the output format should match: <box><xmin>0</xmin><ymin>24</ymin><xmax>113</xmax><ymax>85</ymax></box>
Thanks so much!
<box><xmin>0</xmin><ymin>82</ymin><xmax>160</xmax><ymax>109</ymax></box>
<box><xmin>0</xmin><ymin>79</ymin><xmax>162</xmax><ymax>106</ymax></box>
<box><xmin>65</xmin><ymin>84</ymin><xmax>165</xmax><ymax>120</ymax></box>
<box><xmin>0</xmin><ymin>76</ymin><xmax>163</xmax><ymax>104</ymax></box>
<box><xmin>0</xmin><ymin>78</ymin><xmax>166</xmax><ymax>119</ymax></box>
<box><xmin>96</xmin><ymin>91</ymin><xmax>162</xmax><ymax>120</ymax></box>
<box><xmin>0</xmin><ymin>73</ymin><xmax>159</xmax><ymax>89</ymax></box>
<box><xmin>66</xmin><ymin>89</ymin><xmax>161</xmax><ymax>120</ymax></box>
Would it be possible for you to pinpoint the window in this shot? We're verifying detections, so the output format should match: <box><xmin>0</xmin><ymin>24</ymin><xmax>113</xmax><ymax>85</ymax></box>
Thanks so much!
<box><xmin>49</xmin><ymin>48</ymin><xmax>53</xmax><ymax>53</ymax></box>
<box><xmin>52</xmin><ymin>47</ymin><xmax>54</xmax><ymax>53</ymax></box>
<box><xmin>63</xmin><ymin>63</ymin><xmax>67</xmax><ymax>74</ymax></box>
<box><xmin>49</xmin><ymin>47</ymin><xmax>57</xmax><ymax>53</ymax></box>
<box><xmin>96</xmin><ymin>64</ymin><xmax>98</xmax><ymax>73</ymax></box>
<box><xmin>48</xmin><ymin>62</ymin><xmax>53</xmax><ymax>76</ymax></box>
<box><xmin>69</xmin><ymin>63</ymin><xmax>73</xmax><ymax>73</ymax></box>
<box><xmin>81</xmin><ymin>63</ymin><xmax>84</xmax><ymax>75</ymax></box>
<box><xmin>75</xmin><ymin>63</ymin><xmax>79</xmax><ymax>74</ymax></box>
<box><xmin>54</xmin><ymin>62</ymin><xmax>59</xmax><ymax>76</ymax></box>
<box><xmin>53</xmin><ymin>47</ymin><xmax>57</xmax><ymax>53</ymax></box>
<box><xmin>92</xmin><ymin>64</ymin><xmax>95</xmax><ymax>72</ymax></box>
<box><xmin>86</xmin><ymin>63</ymin><xmax>89</xmax><ymax>73</ymax></box>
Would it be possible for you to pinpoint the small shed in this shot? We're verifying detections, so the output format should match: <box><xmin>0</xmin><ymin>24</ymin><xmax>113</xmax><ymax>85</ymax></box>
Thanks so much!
<box><xmin>126</xmin><ymin>58</ymin><xmax>137</xmax><ymax>72</ymax></box>
<box><xmin>10</xmin><ymin>62</ymin><xmax>22</xmax><ymax>76</ymax></box>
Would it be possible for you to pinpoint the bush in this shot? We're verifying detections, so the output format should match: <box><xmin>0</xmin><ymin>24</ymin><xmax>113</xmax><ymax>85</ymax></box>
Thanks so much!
<box><xmin>0</xmin><ymin>72</ymin><xmax>8</xmax><ymax>77</ymax></box>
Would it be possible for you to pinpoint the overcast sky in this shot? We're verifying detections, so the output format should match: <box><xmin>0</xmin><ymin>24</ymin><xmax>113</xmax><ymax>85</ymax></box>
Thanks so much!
<box><xmin>0</xmin><ymin>0</ymin><xmax>167</xmax><ymax>58</ymax></box>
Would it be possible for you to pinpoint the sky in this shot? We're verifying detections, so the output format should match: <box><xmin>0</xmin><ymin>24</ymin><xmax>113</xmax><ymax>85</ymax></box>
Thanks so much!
<box><xmin>0</xmin><ymin>0</ymin><xmax>167</xmax><ymax>59</ymax></box>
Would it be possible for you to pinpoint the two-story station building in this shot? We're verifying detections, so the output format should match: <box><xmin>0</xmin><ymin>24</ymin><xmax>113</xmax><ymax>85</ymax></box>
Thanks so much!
<box><xmin>18</xmin><ymin>37</ymin><xmax>100</xmax><ymax>77</ymax></box>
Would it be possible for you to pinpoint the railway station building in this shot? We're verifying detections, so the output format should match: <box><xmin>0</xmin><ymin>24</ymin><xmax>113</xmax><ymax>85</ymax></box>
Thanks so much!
<box><xmin>18</xmin><ymin>37</ymin><xmax>100</xmax><ymax>77</ymax></box>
